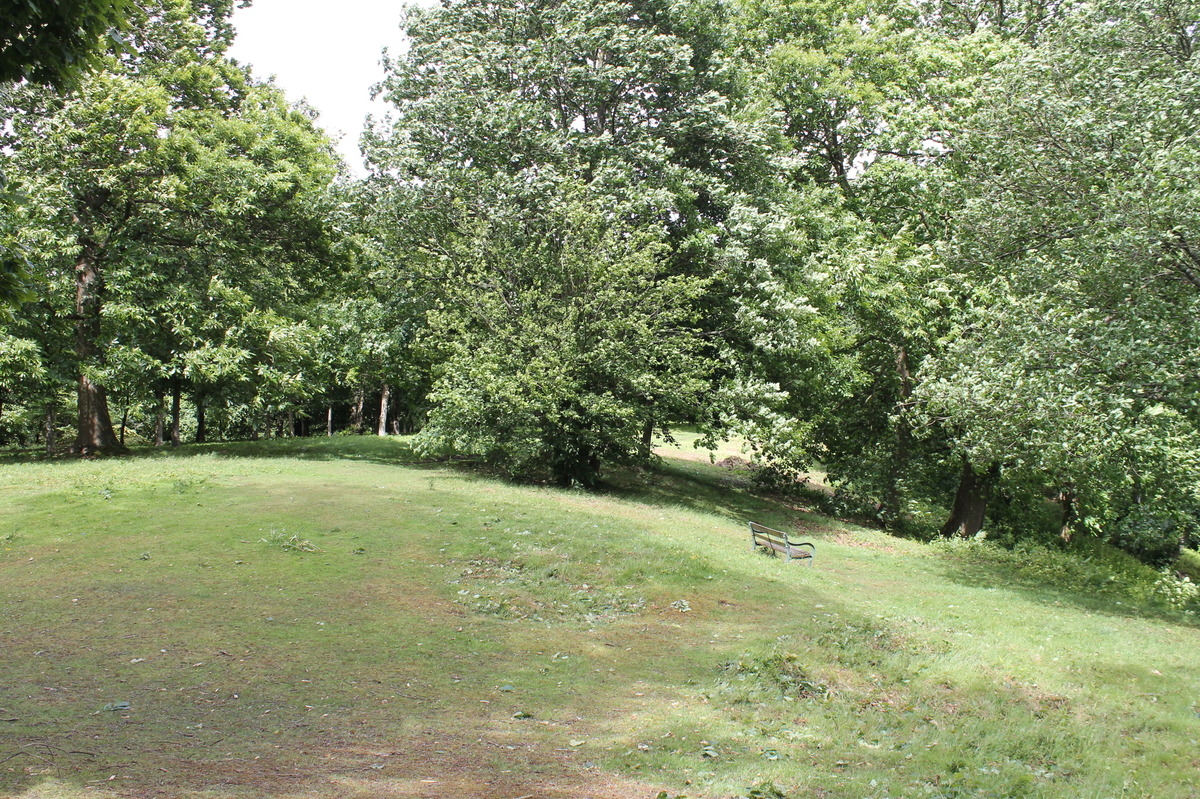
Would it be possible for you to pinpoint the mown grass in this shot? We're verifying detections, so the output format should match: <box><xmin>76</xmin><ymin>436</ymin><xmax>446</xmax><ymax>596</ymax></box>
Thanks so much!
<box><xmin>0</xmin><ymin>436</ymin><xmax>1197</xmax><ymax>798</ymax></box>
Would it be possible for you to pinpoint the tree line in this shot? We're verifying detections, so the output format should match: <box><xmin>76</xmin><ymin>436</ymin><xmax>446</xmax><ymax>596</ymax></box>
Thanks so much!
<box><xmin>2</xmin><ymin>0</ymin><xmax>1198</xmax><ymax>566</ymax></box>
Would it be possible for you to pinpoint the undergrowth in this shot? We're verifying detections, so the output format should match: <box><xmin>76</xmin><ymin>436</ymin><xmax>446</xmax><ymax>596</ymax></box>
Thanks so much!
<box><xmin>933</xmin><ymin>537</ymin><xmax>1200</xmax><ymax>616</ymax></box>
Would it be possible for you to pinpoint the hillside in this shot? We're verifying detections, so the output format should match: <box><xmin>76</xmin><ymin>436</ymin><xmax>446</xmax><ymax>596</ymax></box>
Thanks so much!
<box><xmin>0</xmin><ymin>437</ymin><xmax>1197</xmax><ymax>798</ymax></box>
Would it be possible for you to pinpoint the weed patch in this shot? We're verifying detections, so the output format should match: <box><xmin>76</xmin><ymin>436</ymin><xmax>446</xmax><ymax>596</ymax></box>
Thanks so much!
<box><xmin>715</xmin><ymin>643</ymin><xmax>829</xmax><ymax>703</ymax></box>
<box><xmin>934</xmin><ymin>537</ymin><xmax>1200</xmax><ymax>617</ymax></box>
<box><xmin>259</xmin><ymin>529</ymin><xmax>322</xmax><ymax>553</ymax></box>
<box><xmin>451</xmin><ymin>555</ymin><xmax>647</xmax><ymax>623</ymax></box>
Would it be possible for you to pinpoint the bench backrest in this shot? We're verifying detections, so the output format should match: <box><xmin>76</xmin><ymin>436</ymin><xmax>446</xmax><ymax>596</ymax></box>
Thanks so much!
<box><xmin>748</xmin><ymin>521</ymin><xmax>814</xmax><ymax>562</ymax></box>
<box><xmin>749</xmin><ymin>521</ymin><xmax>788</xmax><ymax>547</ymax></box>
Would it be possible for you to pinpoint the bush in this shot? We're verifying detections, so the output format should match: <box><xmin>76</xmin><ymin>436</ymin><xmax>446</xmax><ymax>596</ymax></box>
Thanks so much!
<box><xmin>932</xmin><ymin>537</ymin><xmax>1171</xmax><ymax>610</ymax></box>
<box><xmin>1151</xmin><ymin>569</ymin><xmax>1200</xmax><ymax>613</ymax></box>
<box><xmin>1109</xmin><ymin>506</ymin><xmax>1184</xmax><ymax>568</ymax></box>
<box><xmin>1175</xmin><ymin>548</ymin><xmax>1200</xmax><ymax>583</ymax></box>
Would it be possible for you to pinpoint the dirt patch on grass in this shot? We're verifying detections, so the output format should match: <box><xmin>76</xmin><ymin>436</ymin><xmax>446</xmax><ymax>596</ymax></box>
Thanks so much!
<box><xmin>829</xmin><ymin>530</ymin><xmax>904</xmax><ymax>554</ymax></box>
<box><xmin>323</xmin><ymin>733</ymin><xmax>661</xmax><ymax>799</ymax></box>
<box><xmin>6</xmin><ymin>727</ymin><xmax>663</xmax><ymax>799</ymax></box>
<box><xmin>714</xmin><ymin>456</ymin><xmax>754</xmax><ymax>471</ymax></box>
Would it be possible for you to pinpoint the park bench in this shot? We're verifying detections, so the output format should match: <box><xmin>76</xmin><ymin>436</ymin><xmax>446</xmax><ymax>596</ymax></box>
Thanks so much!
<box><xmin>748</xmin><ymin>521</ymin><xmax>815</xmax><ymax>565</ymax></box>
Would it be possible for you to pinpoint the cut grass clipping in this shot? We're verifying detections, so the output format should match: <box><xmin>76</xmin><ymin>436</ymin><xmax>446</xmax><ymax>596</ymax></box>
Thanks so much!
<box><xmin>260</xmin><ymin>529</ymin><xmax>322</xmax><ymax>553</ymax></box>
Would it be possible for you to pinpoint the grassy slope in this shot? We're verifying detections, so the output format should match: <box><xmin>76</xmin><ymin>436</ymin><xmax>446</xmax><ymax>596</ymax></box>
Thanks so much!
<box><xmin>0</xmin><ymin>437</ymin><xmax>1197</xmax><ymax>799</ymax></box>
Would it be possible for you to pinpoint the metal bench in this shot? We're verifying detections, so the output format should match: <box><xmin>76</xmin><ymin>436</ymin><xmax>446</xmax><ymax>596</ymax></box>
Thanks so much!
<box><xmin>749</xmin><ymin>521</ymin><xmax>815</xmax><ymax>565</ymax></box>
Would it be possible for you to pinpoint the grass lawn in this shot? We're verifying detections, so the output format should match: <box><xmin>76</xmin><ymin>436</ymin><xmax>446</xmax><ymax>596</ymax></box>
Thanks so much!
<box><xmin>1</xmin><ymin>436</ymin><xmax>1197</xmax><ymax>798</ymax></box>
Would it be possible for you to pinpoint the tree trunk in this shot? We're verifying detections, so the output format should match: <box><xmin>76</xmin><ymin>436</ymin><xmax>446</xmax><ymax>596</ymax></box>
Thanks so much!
<box><xmin>45</xmin><ymin>404</ymin><xmax>57</xmax><ymax>456</ymax></box>
<box><xmin>170</xmin><ymin>382</ymin><xmax>181</xmax><ymax>447</ymax></box>
<box><xmin>1058</xmin><ymin>486</ymin><xmax>1076</xmax><ymax>542</ymax></box>
<box><xmin>351</xmin><ymin>390</ymin><xmax>365</xmax><ymax>433</ymax></box>
<box><xmin>71</xmin><ymin>239</ymin><xmax>126</xmax><ymax>455</ymax></box>
<box><xmin>154</xmin><ymin>387</ymin><xmax>165</xmax><ymax>446</ymax></box>
<box><xmin>641</xmin><ymin>419</ymin><xmax>654</xmax><ymax>452</ymax></box>
<box><xmin>939</xmin><ymin>458</ymin><xmax>999</xmax><ymax>538</ymax></box>
<box><xmin>883</xmin><ymin>344</ymin><xmax>914</xmax><ymax>530</ymax></box>
<box><xmin>119</xmin><ymin>405</ymin><xmax>128</xmax><ymax>446</ymax></box>
<box><xmin>327</xmin><ymin>405</ymin><xmax>334</xmax><ymax>436</ymax></box>
<box><xmin>377</xmin><ymin>383</ymin><xmax>391</xmax><ymax>436</ymax></box>
<box><xmin>195</xmin><ymin>391</ymin><xmax>206</xmax><ymax>444</ymax></box>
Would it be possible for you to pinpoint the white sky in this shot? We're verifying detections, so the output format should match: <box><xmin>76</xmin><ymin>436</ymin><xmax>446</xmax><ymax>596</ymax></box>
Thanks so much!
<box><xmin>227</xmin><ymin>0</ymin><xmax>417</xmax><ymax>176</ymax></box>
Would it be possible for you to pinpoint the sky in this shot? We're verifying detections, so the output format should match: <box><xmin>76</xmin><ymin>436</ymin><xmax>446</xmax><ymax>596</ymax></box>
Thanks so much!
<box><xmin>227</xmin><ymin>0</ymin><xmax>417</xmax><ymax>175</ymax></box>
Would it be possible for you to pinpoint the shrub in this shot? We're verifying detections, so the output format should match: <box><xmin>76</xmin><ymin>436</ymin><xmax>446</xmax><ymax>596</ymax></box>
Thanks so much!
<box><xmin>1151</xmin><ymin>570</ymin><xmax>1200</xmax><ymax>613</ymax></box>
<box><xmin>1175</xmin><ymin>548</ymin><xmax>1200</xmax><ymax>583</ymax></box>
<box><xmin>932</xmin><ymin>537</ymin><xmax>1167</xmax><ymax>609</ymax></box>
<box><xmin>1109</xmin><ymin>507</ymin><xmax>1184</xmax><ymax>568</ymax></box>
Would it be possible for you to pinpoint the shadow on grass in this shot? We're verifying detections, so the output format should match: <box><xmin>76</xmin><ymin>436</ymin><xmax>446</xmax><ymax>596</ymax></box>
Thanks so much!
<box><xmin>185</xmin><ymin>438</ymin><xmax>850</xmax><ymax>537</ymax></box>
<box><xmin>600</xmin><ymin>456</ymin><xmax>839</xmax><ymax>537</ymax></box>
<box><xmin>142</xmin><ymin>435</ymin><xmax>428</xmax><ymax>466</ymax></box>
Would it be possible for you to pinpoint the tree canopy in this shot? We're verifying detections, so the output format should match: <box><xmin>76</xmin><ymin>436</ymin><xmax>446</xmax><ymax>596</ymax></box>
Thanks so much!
<box><xmin>0</xmin><ymin>0</ymin><xmax>137</xmax><ymax>86</ymax></box>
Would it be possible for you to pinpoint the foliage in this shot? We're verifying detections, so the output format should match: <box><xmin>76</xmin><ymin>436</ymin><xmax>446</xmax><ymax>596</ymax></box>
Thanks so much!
<box><xmin>1110</xmin><ymin>506</ymin><xmax>1191</xmax><ymax>569</ymax></box>
<box><xmin>718</xmin><ymin>0</ymin><xmax>1013</xmax><ymax>531</ymax></box>
<box><xmin>0</xmin><ymin>0</ymin><xmax>135</xmax><ymax>86</ymax></box>
<box><xmin>1152</xmin><ymin>569</ymin><xmax>1200</xmax><ymax>612</ymax></box>
<box><xmin>368</xmin><ymin>0</ymin><xmax>783</xmax><ymax>485</ymax></box>
<box><xmin>916</xmin><ymin>0</ymin><xmax>1200</xmax><ymax>545</ymax></box>
<box><xmin>414</xmin><ymin>191</ymin><xmax>709</xmax><ymax>485</ymax></box>
<box><xmin>933</xmin><ymin>536</ymin><xmax>1200</xmax><ymax>615</ymax></box>
<box><xmin>1</xmin><ymin>0</ymin><xmax>342</xmax><ymax>452</ymax></box>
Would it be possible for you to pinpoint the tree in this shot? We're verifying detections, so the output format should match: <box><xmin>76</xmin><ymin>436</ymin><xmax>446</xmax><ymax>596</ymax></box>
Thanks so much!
<box><xmin>0</xmin><ymin>332</ymin><xmax>47</xmax><ymax>443</ymax></box>
<box><xmin>367</xmin><ymin>0</ymin><xmax>780</xmax><ymax>485</ymax></box>
<box><xmin>917</xmin><ymin>0</ymin><xmax>1200</xmax><ymax>544</ymax></box>
<box><xmin>718</xmin><ymin>0</ymin><xmax>998</xmax><ymax>529</ymax></box>
<box><xmin>914</xmin><ymin>0</ymin><xmax>1066</xmax><ymax>42</ymax></box>
<box><xmin>306</xmin><ymin>180</ymin><xmax>433</xmax><ymax>438</ymax></box>
<box><xmin>1</xmin><ymin>0</ymin><xmax>138</xmax><ymax>86</ymax></box>
<box><xmin>413</xmin><ymin>186</ymin><xmax>710</xmax><ymax>486</ymax></box>
<box><xmin>2</xmin><ymin>0</ymin><xmax>341</xmax><ymax>454</ymax></box>
<box><xmin>2</xmin><ymin>0</ymin><xmax>139</xmax><ymax>308</ymax></box>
